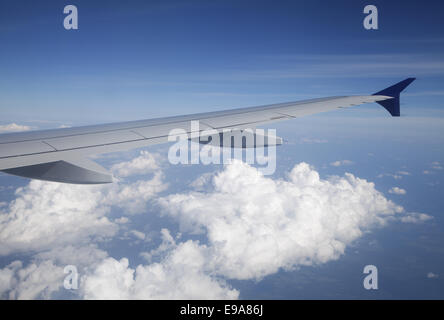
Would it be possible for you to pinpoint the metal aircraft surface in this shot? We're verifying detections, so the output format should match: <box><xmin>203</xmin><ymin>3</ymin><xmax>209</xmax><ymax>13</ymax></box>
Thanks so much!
<box><xmin>0</xmin><ymin>78</ymin><xmax>415</xmax><ymax>184</ymax></box>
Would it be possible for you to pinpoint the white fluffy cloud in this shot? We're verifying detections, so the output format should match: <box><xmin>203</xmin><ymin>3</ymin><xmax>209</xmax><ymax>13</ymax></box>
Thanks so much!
<box><xmin>36</xmin><ymin>245</ymin><xmax>108</xmax><ymax>267</ymax></box>
<box><xmin>0</xmin><ymin>181</ymin><xmax>118</xmax><ymax>255</ymax></box>
<box><xmin>400</xmin><ymin>212</ymin><xmax>433</xmax><ymax>223</ymax></box>
<box><xmin>0</xmin><ymin>260</ymin><xmax>64</xmax><ymax>299</ymax></box>
<box><xmin>82</xmin><ymin>232</ymin><xmax>238</xmax><ymax>300</ymax></box>
<box><xmin>0</xmin><ymin>151</ymin><xmax>169</xmax><ymax>299</ymax></box>
<box><xmin>104</xmin><ymin>172</ymin><xmax>167</xmax><ymax>214</ymax></box>
<box><xmin>160</xmin><ymin>160</ymin><xmax>404</xmax><ymax>280</ymax></box>
<box><xmin>0</xmin><ymin>123</ymin><xmax>32</xmax><ymax>133</ymax></box>
<box><xmin>0</xmin><ymin>153</ymin><xmax>432</xmax><ymax>300</ymax></box>
<box><xmin>111</xmin><ymin>151</ymin><xmax>160</xmax><ymax>178</ymax></box>
<box><xmin>0</xmin><ymin>151</ymin><xmax>167</xmax><ymax>256</ymax></box>
<box><xmin>389</xmin><ymin>187</ymin><xmax>407</xmax><ymax>195</ymax></box>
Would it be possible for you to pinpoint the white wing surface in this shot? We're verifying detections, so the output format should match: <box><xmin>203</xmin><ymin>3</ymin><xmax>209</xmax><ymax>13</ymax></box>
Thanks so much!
<box><xmin>0</xmin><ymin>78</ymin><xmax>415</xmax><ymax>184</ymax></box>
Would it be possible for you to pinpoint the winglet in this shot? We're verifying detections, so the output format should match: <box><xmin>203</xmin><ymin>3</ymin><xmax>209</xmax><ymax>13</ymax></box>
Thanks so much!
<box><xmin>372</xmin><ymin>78</ymin><xmax>416</xmax><ymax>116</ymax></box>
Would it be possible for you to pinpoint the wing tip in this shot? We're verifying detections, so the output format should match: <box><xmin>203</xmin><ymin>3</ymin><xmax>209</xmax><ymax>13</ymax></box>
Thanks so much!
<box><xmin>372</xmin><ymin>78</ymin><xmax>416</xmax><ymax>117</ymax></box>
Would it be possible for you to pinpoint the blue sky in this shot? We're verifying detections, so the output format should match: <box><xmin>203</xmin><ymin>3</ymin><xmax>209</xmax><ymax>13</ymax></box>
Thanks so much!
<box><xmin>0</xmin><ymin>0</ymin><xmax>444</xmax><ymax>299</ymax></box>
<box><xmin>1</xmin><ymin>0</ymin><xmax>443</xmax><ymax>122</ymax></box>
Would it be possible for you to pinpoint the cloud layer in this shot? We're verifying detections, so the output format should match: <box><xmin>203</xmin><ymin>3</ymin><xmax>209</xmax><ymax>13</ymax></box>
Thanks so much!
<box><xmin>160</xmin><ymin>160</ymin><xmax>404</xmax><ymax>280</ymax></box>
<box><xmin>0</xmin><ymin>123</ymin><xmax>32</xmax><ymax>133</ymax></box>
<box><xmin>0</xmin><ymin>154</ymin><xmax>432</xmax><ymax>299</ymax></box>
<box><xmin>82</xmin><ymin>237</ymin><xmax>238</xmax><ymax>300</ymax></box>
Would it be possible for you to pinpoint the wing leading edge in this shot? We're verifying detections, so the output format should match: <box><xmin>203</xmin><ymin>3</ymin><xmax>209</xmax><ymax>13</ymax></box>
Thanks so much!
<box><xmin>0</xmin><ymin>78</ymin><xmax>415</xmax><ymax>184</ymax></box>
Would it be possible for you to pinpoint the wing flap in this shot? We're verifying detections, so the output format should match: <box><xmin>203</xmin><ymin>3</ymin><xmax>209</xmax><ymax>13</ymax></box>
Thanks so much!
<box><xmin>199</xmin><ymin>129</ymin><xmax>283</xmax><ymax>148</ymax></box>
<box><xmin>0</xmin><ymin>141</ymin><xmax>55</xmax><ymax>158</ymax></box>
<box><xmin>200</xmin><ymin>110</ymin><xmax>275</xmax><ymax>129</ymax></box>
<box><xmin>133</xmin><ymin>120</ymin><xmax>213</xmax><ymax>139</ymax></box>
<box><xmin>43</xmin><ymin>130</ymin><xmax>144</xmax><ymax>150</ymax></box>
<box><xmin>1</xmin><ymin>157</ymin><xmax>112</xmax><ymax>184</ymax></box>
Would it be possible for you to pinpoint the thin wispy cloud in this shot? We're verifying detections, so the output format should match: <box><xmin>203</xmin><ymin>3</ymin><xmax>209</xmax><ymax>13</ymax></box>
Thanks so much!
<box><xmin>389</xmin><ymin>187</ymin><xmax>407</xmax><ymax>195</ymax></box>
<box><xmin>431</xmin><ymin>161</ymin><xmax>443</xmax><ymax>170</ymax></box>
<box><xmin>220</xmin><ymin>54</ymin><xmax>444</xmax><ymax>80</ymax></box>
<box><xmin>404</xmin><ymin>91</ymin><xmax>444</xmax><ymax>97</ymax></box>
<box><xmin>299</xmin><ymin>137</ymin><xmax>328</xmax><ymax>144</ymax></box>
<box><xmin>378</xmin><ymin>171</ymin><xmax>411</xmax><ymax>180</ymax></box>
<box><xmin>330</xmin><ymin>160</ymin><xmax>354</xmax><ymax>167</ymax></box>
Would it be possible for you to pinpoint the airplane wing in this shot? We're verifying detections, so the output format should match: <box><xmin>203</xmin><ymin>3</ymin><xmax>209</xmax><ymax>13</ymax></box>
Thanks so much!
<box><xmin>0</xmin><ymin>78</ymin><xmax>415</xmax><ymax>184</ymax></box>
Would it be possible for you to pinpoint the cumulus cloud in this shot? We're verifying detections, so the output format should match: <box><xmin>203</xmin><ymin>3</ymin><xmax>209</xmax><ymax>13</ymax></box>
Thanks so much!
<box><xmin>104</xmin><ymin>173</ymin><xmax>167</xmax><ymax>214</ymax></box>
<box><xmin>0</xmin><ymin>181</ymin><xmax>118</xmax><ymax>256</ymax></box>
<box><xmin>0</xmin><ymin>151</ymin><xmax>167</xmax><ymax>256</ymax></box>
<box><xmin>400</xmin><ymin>212</ymin><xmax>433</xmax><ymax>223</ymax></box>
<box><xmin>389</xmin><ymin>187</ymin><xmax>407</xmax><ymax>195</ymax></box>
<box><xmin>160</xmin><ymin>160</ymin><xmax>404</xmax><ymax>280</ymax></box>
<box><xmin>189</xmin><ymin>172</ymin><xmax>214</xmax><ymax>191</ymax></box>
<box><xmin>0</xmin><ymin>151</ymin><xmax>169</xmax><ymax>299</ymax></box>
<box><xmin>330</xmin><ymin>160</ymin><xmax>353</xmax><ymax>167</ymax></box>
<box><xmin>111</xmin><ymin>151</ymin><xmax>160</xmax><ymax>178</ymax></box>
<box><xmin>0</xmin><ymin>260</ymin><xmax>64</xmax><ymax>299</ymax></box>
<box><xmin>82</xmin><ymin>235</ymin><xmax>238</xmax><ymax>299</ymax></box>
<box><xmin>0</xmin><ymin>123</ymin><xmax>32</xmax><ymax>133</ymax></box>
<box><xmin>35</xmin><ymin>245</ymin><xmax>108</xmax><ymax>267</ymax></box>
<box><xmin>0</xmin><ymin>153</ymin><xmax>432</xmax><ymax>300</ymax></box>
